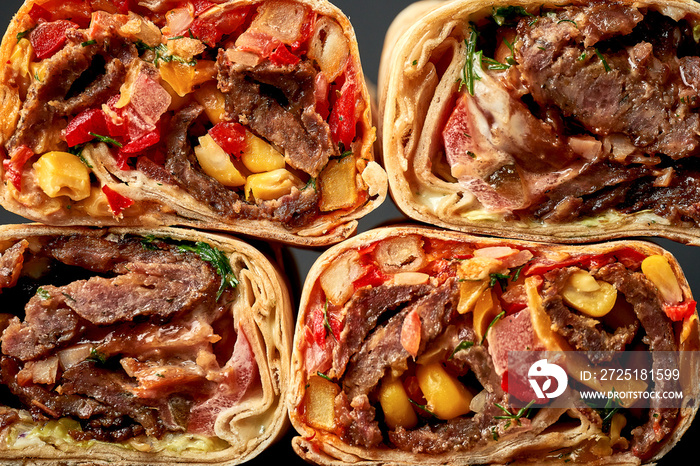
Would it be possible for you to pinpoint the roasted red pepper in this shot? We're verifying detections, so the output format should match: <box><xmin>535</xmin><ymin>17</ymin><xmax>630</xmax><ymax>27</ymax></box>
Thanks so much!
<box><xmin>208</xmin><ymin>122</ymin><xmax>247</xmax><ymax>158</ymax></box>
<box><xmin>102</xmin><ymin>185</ymin><xmax>134</xmax><ymax>216</ymax></box>
<box><xmin>190</xmin><ymin>6</ymin><xmax>249</xmax><ymax>47</ymax></box>
<box><xmin>353</xmin><ymin>266</ymin><xmax>388</xmax><ymax>290</ymax></box>
<box><xmin>29</xmin><ymin>20</ymin><xmax>78</xmax><ymax>60</ymax></box>
<box><xmin>2</xmin><ymin>145</ymin><xmax>34</xmax><ymax>191</ymax></box>
<box><xmin>328</xmin><ymin>71</ymin><xmax>358</xmax><ymax>150</ymax></box>
<box><xmin>269</xmin><ymin>44</ymin><xmax>300</xmax><ymax>66</ymax></box>
<box><xmin>290</xmin><ymin>11</ymin><xmax>316</xmax><ymax>52</ymax></box>
<box><xmin>524</xmin><ymin>248</ymin><xmax>647</xmax><ymax>276</ymax></box>
<box><xmin>63</xmin><ymin>108</ymin><xmax>110</xmax><ymax>147</ymax></box>
<box><xmin>27</xmin><ymin>3</ymin><xmax>51</xmax><ymax>22</ymax></box>
<box><xmin>664</xmin><ymin>300</ymin><xmax>697</xmax><ymax>322</ymax></box>
<box><xmin>192</xmin><ymin>0</ymin><xmax>216</xmax><ymax>16</ymax></box>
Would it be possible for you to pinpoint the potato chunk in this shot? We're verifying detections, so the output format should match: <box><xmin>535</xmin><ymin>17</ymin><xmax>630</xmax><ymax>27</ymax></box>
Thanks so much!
<box><xmin>319</xmin><ymin>249</ymin><xmax>364</xmax><ymax>306</ymax></box>
<box><xmin>304</xmin><ymin>375</ymin><xmax>339</xmax><ymax>431</ymax></box>
<box><xmin>319</xmin><ymin>156</ymin><xmax>357</xmax><ymax>212</ymax></box>
<box><xmin>378</xmin><ymin>376</ymin><xmax>417</xmax><ymax>430</ymax></box>
<box><xmin>416</xmin><ymin>362</ymin><xmax>472</xmax><ymax>420</ymax></box>
<box><xmin>473</xmin><ymin>288</ymin><xmax>502</xmax><ymax>341</ymax></box>
<box><xmin>307</xmin><ymin>16</ymin><xmax>350</xmax><ymax>82</ymax></box>
<box><xmin>562</xmin><ymin>270</ymin><xmax>617</xmax><ymax>318</ymax></box>
<box><xmin>33</xmin><ymin>152</ymin><xmax>91</xmax><ymax>201</ymax></box>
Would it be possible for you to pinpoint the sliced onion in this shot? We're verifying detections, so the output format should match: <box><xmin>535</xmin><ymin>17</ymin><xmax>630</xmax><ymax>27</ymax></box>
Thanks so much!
<box><xmin>249</xmin><ymin>1</ymin><xmax>308</xmax><ymax>45</ymax></box>
<box><xmin>307</xmin><ymin>16</ymin><xmax>349</xmax><ymax>82</ymax></box>
<box><xmin>163</xmin><ymin>4</ymin><xmax>195</xmax><ymax>38</ymax></box>
<box><xmin>57</xmin><ymin>344</ymin><xmax>92</xmax><ymax>370</ymax></box>
<box><xmin>31</xmin><ymin>356</ymin><xmax>59</xmax><ymax>385</ymax></box>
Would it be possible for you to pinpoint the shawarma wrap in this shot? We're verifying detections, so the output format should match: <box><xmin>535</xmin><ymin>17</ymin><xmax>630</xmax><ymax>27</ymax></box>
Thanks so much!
<box><xmin>288</xmin><ymin>226</ymin><xmax>699</xmax><ymax>465</ymax></box>
<box><xmin>379</xmin><ymin>0</ymin><xmax>700</xmax><ymax>245</ymax></box>
<box><xmin>0</xmin><ymin>224</ymin><xmax>292</xmax><ymax>465</ymax></box>
<box><xmin>0</xmin><ymin>0</ymin><xmax>386</xmax><ymax>246</ymax></box>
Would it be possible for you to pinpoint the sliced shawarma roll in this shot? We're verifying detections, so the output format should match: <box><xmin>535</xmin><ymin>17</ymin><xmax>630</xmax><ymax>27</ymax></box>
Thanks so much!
<box><xmin>379</xmin><ymin>0</ymin><xmax>700</xmax><ymax>245</ymax></box>
<box><xmin>289</xmin><ymin>225</ymin><xmax>699</xmax><ymax>465</ymax></box>
<box><xmin>0</xmin><ymin>224</ymin><xmax>292</xmax><ymax>465</ymax></box>
<box><xmin>0</xmin><ymin>0</ymin><xmax>386</xmax><ymax>246</ymax></box>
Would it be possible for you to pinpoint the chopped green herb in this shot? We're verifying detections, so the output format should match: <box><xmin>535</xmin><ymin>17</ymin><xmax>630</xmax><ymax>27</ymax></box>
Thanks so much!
<box><xmin>578</xmin><ymin>51</ymin><xmax>587</xmax><ymax>61</ymax></box>
<box><xmin>482</xmin><ymin>310</ymin><xmax>506</xmax><ymax>343</ymax></box>
<box><xmin>408</xmin><ymin>398</ymin><xmax>436</xmax><ymax>417</ymax></box>
<box><xmin>494</xmin><ymin>399</ymin><xmax>536</xmax><ymax>425</ymax></box>
<box><xmin>177</xmin><ymin>242</ymin><xmax>238</xmax><ymax>299</ymax></box>
<box><xmin>338</xmin><ymin>149</ymin><xmax>353</xmax><ymax>160</ymax></box>
<box><xmin>412</xmin><ymin>59</ymin><xmax>418</xmax><ymax>66</ymax></box>
<box><xmin>449</xmin><ymin>340</ymin><xmax>475</xmax><ymax>360</ymax></box>
<box><xmin>89</xmin><ymin>132</ymin><xmax>123</xmax><ymax>148</ymax></box>
<box><xmin>135</xmin><ymin>40</ymin><xmax>197</xmax><ymax>67</ymax></box>
<box><xmin>302</xmin><ymin>177</ymin><xmax>317</xmax><ymax>192</ymax></box>
<box><xmin>492</xmin><ymin>6</ymin><xmax>533</xmax><ymax>26</ymax></box>
<box><xmin>36</xmin><ymin>287</ymin><xmax>51</xmax><ymax>300</ymax></box>
<box><xmin>323</xmin><ymin>299</ymin><xmax>338</xmax><ymax>343</ymax></box>
<box><xmin>491</xmin><ymin>426</ymin><xmax>499</xmax><ymax>441</ymax></box>
<box><xmin>482</xmin><ymin>56</ymin><xmax>510</xmax><ymax>70</ymax></box>
<box><xmin>537</xmin><ymin>46</ymin><xmax>546</xmax><ymax>51</ymax></box>
<box><xmin>316</xmin><ymin>371</ymin><xmax>333</xmax><ymax>382</ymax></box>
<box><xmin>156</xmin><ymin>373</ymin><xmax>165</xmax><ymax>378</ymax></box>
<box><xmin>467</xmin><ymin>151</ymin><xmax>477</xmax><ymax>159</ymax></box>
<box><xmin>512</xmin><ymin>262</ymin><xmax>529</xmax><ymax>282</ymax></box>
<box><xmin>140</xmin><ymin>235</ymin><xmax>163</xmax><ymax>251</ymax></box>
<box><xmin>168</xmin><ymin>35</ymin><xmax>185</xmax><ymax>40</ymax></box>
<box><xmin>489</xmin><ymin>272</ymin><xmax>510</xmax><ymax>289</ymax></box>
<box><xmin>594</xmin><ymin>48</ymin><xmax>611</xmax><ymax>72</ymax></box>
<box><xmin>461</xmin><ymin>25</ymin><xmax>481</xmax><ymax>95</ymax></box>
<box><xmin>88</xmin><ymin>348</ymin><xmax>107</xmax><ymax>365</ymax></box>
<box><xmin>81</xmin><ymin>39</ymin><xmax>97</xmax><ymax>47</ymax></box>
<box><xmin>16</xmin><ymin>29</ymin><xmax>32</xmax><ymax>41</ymax></box>
<box><xmin>62</xmin><ymin>292</ymin><xmax>76</xmax><ymax>303</ymax></box>
<box><xmin>557</xmin><ymin>19</ymin><xmax>578</xmax><ymax>27</ymax></box>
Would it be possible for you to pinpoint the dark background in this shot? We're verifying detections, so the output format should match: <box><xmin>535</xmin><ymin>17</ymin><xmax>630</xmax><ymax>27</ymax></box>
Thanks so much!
<box><xmin>0</xmin><ymin>0</ymin><xmax>697</xmax><ymax>464</ymax></box>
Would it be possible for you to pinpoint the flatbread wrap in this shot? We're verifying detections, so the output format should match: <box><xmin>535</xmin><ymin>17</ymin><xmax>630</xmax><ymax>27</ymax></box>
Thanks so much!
<box><xmin>379</xmin><ymin>0</ymin><xmax>700</xmax><ymax>245</ymax></box>
<box><xmin>0</xmin><ymin>0</ymin><xmax>386</xmax><ymax>246</ymax></box>
<box><xmin>288</xmin><ymin>226</ymin><xmax>699</xmax><ymax>465</ymax></box>
<box><xmin>0</xmin><ymin>224</ymin><xmax>293</xmax><ymax>465</ymax></box>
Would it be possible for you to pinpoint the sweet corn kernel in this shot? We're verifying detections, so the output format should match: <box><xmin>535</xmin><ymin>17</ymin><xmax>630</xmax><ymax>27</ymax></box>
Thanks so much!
<box><xmin>33</xmin><ymin>152</ymin><xmax>91</xmax><ymax>201</ymax></box>
<box><xmin>378</xmin><ymin>376</ymin><xmax>418</xmax><ymax>430</ymax></box>
<box><xmin>194</xmin><ymin>134</ymin><xmax>246</xmax><ymax>187</ymax></box>
<box><xmin>240</xmin><ymin>132</ymin><xmax>285</xmax><ymax>173</ymax></box>
<box><xmin>641</xmin><ymin>255</ymin><xmax>682</xmax><ymax>304</ymax></box>
<box><xmin>473</xmin><ymin>288</ymin><xmax>501</xmax><ymax>342</ymax></box>
<box><xmin>416</xmin><ymin>362</ymin><xmax>472</xmax><ymax>420</ymax></box>
<box><xmin>457</xmin><ymin>279</ymin><xmax>489</xmax><ymax>314</ymax></box>
<box><xmin>193</xmin><ymin>81</ymin><xmax>226</xmax><ymax>124</ymax></box>
<box><xmin>244</xmin><ymin>168</ymin><xmax>302</xmax><ymax>201</ymax></box>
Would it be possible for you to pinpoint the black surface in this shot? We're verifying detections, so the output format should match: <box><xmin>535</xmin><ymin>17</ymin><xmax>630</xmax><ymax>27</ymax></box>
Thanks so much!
<box><xmin>0</xmin><ymin>0</ymin><xmax>697</xmax><ymax>464</ymax></box>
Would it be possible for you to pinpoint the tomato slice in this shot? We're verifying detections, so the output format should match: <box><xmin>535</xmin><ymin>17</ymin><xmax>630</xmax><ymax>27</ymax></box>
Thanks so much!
<box><xmin>664</xmin><ymin>300</ymin><xmax>697</xmax><ymax>322</ymax></box>
<box><xmin>328</xmin><ymin>70</ymin><xmax>357</xmax><ymax>150</ymax></box>
<box><xmin>29</xmin><ymin>20</ymin><xmax>79</xmax><ymax>60</ymax></box>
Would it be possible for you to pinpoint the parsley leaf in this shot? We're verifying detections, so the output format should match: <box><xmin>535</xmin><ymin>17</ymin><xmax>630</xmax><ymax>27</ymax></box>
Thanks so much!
<box><xmin>449</xmin><ymin>340</ymin><xmax>475</xmax><ymax>360</ymax></box>
<box><xmin>177</xmin><ymin>242</ymin><xmax>238</xmax><ymax>299</ymax></box>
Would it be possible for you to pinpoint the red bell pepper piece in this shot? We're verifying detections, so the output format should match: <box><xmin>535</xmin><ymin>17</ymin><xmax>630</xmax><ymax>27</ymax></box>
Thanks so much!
<box><xmin>2</xmin><ymin>145</ymin><xmax>34</xmax><ymax>191</ymax></box>
<box><xmin>208</xmin><ymin>122</ymin><xmax>247</xmax><ymax>158</ymax></box>
<box><xmin>353</xmin><ymin>266</ymin><xmax>388</xmax><ymax>290</ymax></box>
<box><xmin>27</xmin><ymin>3</ymin><xmax>51</xmax><ymax>22</ymax></box>
<box><xmin>102</xmin><ymin>185</ymin><xmax>134</xmax><ymax>216</ymax></box>
<box><xmin>664</xmin><ymin>300</ymin><xmax>697</xmax><ymax>322</ymax></box>
<box><xmin>192</xmin><ymin>0</ymin><xmax>216</xmax><ymax>16</ymax></box>
<box><xmin>190</xmin><ymin>6</ymin><xmax>249</xmax><ymax>47</ymax></box>
<box><xmin>311</xmin><ymin>307</ymin><xmax>326</xmax><ymax>348</ymax></box>
<box><xmin>269</xmin><ymin>44</ymin><xmax>300</xmax><ymax>66</ymax></box>
<box><xmin>29</xmin><ymin>20</ymin><xmax>78</xmax><ymax>60</ymax></box>
<box><xmin>328</xmin><ymin>71</ymin><xmax>357</xmax><ymax>150</ymax></box>
<box><xmin>63</xmin><ymin>108</ymin><xmax>110</xmax><ymax>147</ymax></box>
<box><xmin>119</xmin><ymin>125</ymin><xmax>161</xmax><ymax>155</ymax></box>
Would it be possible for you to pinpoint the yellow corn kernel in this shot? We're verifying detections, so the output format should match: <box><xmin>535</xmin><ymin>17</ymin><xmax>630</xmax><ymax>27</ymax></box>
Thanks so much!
<box><xmin>562</xmin><ymin>271</ymin><xmax>617</xmax><ymax>317</ymax></box>
<box><xmin>641</xmin><ymin>255</ymin><xmax>682</xmax><ymax>304</ymax></box>
<box><xmin>378</xmin><ymin>376</ymin><xmax>418</xmax><ymax>430</ymax></box>
<box><xmin>75</xmin><ymin>186</ymin><xmax>112</xmax><ymax>217</ymax></box>
<box><xmin>194</xmin><ymin>134</ymin><xmax>246</xmax><ymax>187</ymax></box>
<box><xmin>304</xmin><ymin>375</ymin><xmax>339</xmax><ymax>431</ymax></box>
<box><xmin>319</xmin><ymin>156</ymin><xmax>357</xmax><ymax>212</ymax></box>
<box><xmin>473</xmin><ymin>288</ymin><xmax>501</xmax><ymax>342</ymax></box>
<box><xmin>457</xmin><ymin>279</ymin><xmax>489</xmax><ymax>314</ymax></box>
<box><xmin>307</xmin><ymin>16</ymin><xmax>349</xmax><ymax>82</ymax></box>
<box><xmin>9</xmin><ymin>38</ymin><xmax>33</xmax><ymax>97</ymax></box>
<box><xmin>240</xmin><ymin>132</ymin><xmax>285</xmax><ymax>173</ymax></box>
<box><xmin>193</xmin><ymin>81</ymin><xmax>226</xmax><ymax>125</ymax></box>
<box><xmin>161</xmin><ymin>79</ymin><xmax>191</xmax><ymax>111</ymax></box>
<box><xmin>33</xmin><ymin>152</ymin><xmax>91</xmax><ymax>201</ymax></box>
<box><xmin>159</xmin><ymin>60</ymin><xmax>216</xmax><ymax>97</ymax></box>
<box><xmin>245</xmin><ymin>168</ymin><xmax>302</xmax><ymax>201</ymax></box>
<box><xmin>416</xmin><ymin>362</ymin><xmax>472</xmax><ymax>420</ymax></box>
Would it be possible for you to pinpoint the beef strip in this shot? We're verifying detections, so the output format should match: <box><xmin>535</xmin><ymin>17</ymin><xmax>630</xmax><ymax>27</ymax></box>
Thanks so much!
<box><xmin>516</xmin><ymin>6</ymin><xmax>700</xmax><ymax>159</ymax></box>
<box><xmin>541</xmin><ymin>267</ymin><xmax>639</xmax><ymax>361</ymax></box>
<box><xmin>335</xmin><ymin>392</ymin><xmax>383</xmax><ymax>448</ymax></box>
<box><xmin>0</xmin><ymin>240</ymin><xmax>28</xmax><ymax>290</ymax></box>
<box><xmin>331</xmin><ymin>283</ymin><xmax>433</xmax><ymax>378</ymax></box>
<box><xmin>342</xmin><ymin>278</ymin><xmax>459</xmax><ymax>400</ymax></box>
<box><xmin>594</xmin><ymin>263</ymin><xmax>679</xmax><ymax>459</ymax></box>
<box><xmin>217</xmin><ymin>52</ymin><xmax>336</xmax><ymax>177</ymax></box>
<box><xmin>8</xmin><ymin>31</ymin><xmax>135</xmax><ymax>152</ymax></box>
<box><xmin>164</xmin><ymin>103</ymin><xmax>321</xmax><ymax>227</ymax></box>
